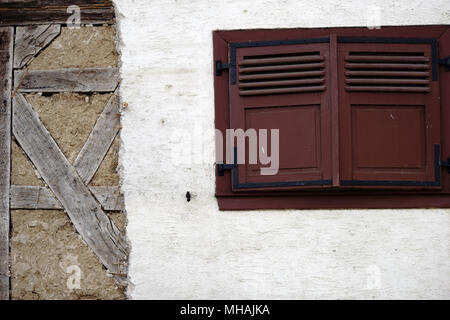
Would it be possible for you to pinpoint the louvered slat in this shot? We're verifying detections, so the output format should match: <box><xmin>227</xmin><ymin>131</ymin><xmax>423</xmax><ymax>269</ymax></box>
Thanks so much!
<box><xmin>345</xmin><ymin>55</ymin><xmax>429</xmax><ymax>63</ymax></box>
<box><xmin>240</xmin><ymin>86</ymin><xmax>326</xmax><ymax>96</ymax></box>
<box><xmin>239</xmin><ymin>78</ymin><xmax>324</xmax><ymax>88</ymax></box>
<box><xmin>239</xmin><ymin>70</ymin><xmax>325</xmax><ymax>81</ymax></box>
<box><xmin>345</xmin><ymin>86</ymin><xmax>430</xmax><ymax>92</ymax></box>
<box><xmin>240</xmin><ymin>62</ymin><xmax>325</xmax><ymax>73</ymax></box>
<box><xmin>346</xmin><ymin>78</ymin><xmax>429</xmax><ymax>85</ymax></box>
<box><xmin>345</xmin><ymin>52</ymin><xmax>430</xmax><ymax>93</ymax></box>
<box><xmin>240</xmin><ymin>55</ymin><xmax>323</xmax><ymax>66</ymax></box>
<box><xmin>345</xmin><ymin>63</ymin><xmax>428</xmax><ymax>70</ymax></box>
<box><xmin>345</xmin><ymin>70</ymin><xmax>430</xmax><ymax>77</ymax></box>
<box><xmin>238</xmin><ymin>52</ymin><xmax>325</xmax><ymax>96</ymax></box>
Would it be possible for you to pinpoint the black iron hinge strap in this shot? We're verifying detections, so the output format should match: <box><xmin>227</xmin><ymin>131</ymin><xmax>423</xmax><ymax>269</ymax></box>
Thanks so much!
<box><xmin>438</xmin><ymin>56</ymin><xmax>450</xmax><ymax>72</ymax></box>
<box><xmin>215</xmin><ymin>60</ymin><xmax>231</xmax><ymax>76</ymax></box>
<box><xmin>439</xmin><ymin>157</ymin><xmax>450</xmax><ymax>173</ymax></box>
<box><xmin>216</xmin><ymin>163</ymin><xmax>236</xmax><ymax>176</ymax></box>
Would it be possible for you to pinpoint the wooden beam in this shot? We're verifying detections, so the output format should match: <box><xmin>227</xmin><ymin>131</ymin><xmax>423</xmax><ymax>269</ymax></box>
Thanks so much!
<box><xmin>0</xmin><ymin>1</ymin><xmax>115</xmax><ymax>27</ymax></box>
<box><xmin>90</xmin><ymin>186</ymin><xmax>124</xmax><ymax>212</ymax></box>
<box><xmin>10</xmin><ymin>185</ymin><xmax>61</xmax><ymax>210</ymax></box>
<box><xmin>12</xmin><ymin>93</ymin><xmax>128</xmax><ymax>284</ymax></box>
<box><xmin>11</xmin><ymin>185</ymin><xmax>124</xmax><ymax>212</ymax></box>
<box><xmin>0</xmin><ymin>27</ymin><xmax>13</xmax><ymax>301</ymax></box>
<box><xmin>74</xmin><ymin>94</ymin><xmax>120</xmax><ymax>184</ymax></box>
<box><xmin>14</xmin><ymin>24</ymin><xmax>61</xmax><ymax>69</ymax></box>
<box><xmin>14</xmin><ymin>68</ymin><xmax>119</xmax><ymax>93</ymax></box>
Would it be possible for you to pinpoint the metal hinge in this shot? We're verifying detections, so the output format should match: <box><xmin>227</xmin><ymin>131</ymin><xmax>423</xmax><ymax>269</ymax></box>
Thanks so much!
<box><xmin>215</xmin><ymin>60</ymin><xmax>231</xmax><ymax>76</ymax></box>
<box><xmin>439</xmin><ymin>157</ymin><xmax>450</xmax><ymax>173</ymax></box>
<box><xmin>438</xmin><ymin>56</ymin><xmax>450</xmax><ymax>72</ymax></box>
<box><xmin>216</xmin><ymin>162</ymin><xmax>236</xmax><ymax>176</ymax></box>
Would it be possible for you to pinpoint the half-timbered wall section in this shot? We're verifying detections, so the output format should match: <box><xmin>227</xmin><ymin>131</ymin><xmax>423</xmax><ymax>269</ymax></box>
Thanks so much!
<box><xmin>2</xmin><ymin>0</ymin><xmax>450</xmax><ymax>301</ymax></box>
<box><xmin>0</xmin><ymin>1</ymin><xmax>128</xmax><ymax>300</ymax></box>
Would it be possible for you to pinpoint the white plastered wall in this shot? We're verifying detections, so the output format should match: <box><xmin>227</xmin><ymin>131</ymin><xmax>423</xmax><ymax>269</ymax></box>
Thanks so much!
<box><xmin>114</xmin><ymin>0</ymin><xmax>450</xmax><ymax>299</ymax></box>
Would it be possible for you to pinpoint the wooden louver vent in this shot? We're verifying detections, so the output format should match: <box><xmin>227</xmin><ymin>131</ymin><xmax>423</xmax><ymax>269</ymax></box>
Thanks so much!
<box><xmin>345</xmin><ymin>52</ymin><xmax>431</xmax><ymax>93</ymax></box>
<box><xmin>238</xmin><ymin>52</ymin><xmax>325</xmax><ymax>96</ymax></box>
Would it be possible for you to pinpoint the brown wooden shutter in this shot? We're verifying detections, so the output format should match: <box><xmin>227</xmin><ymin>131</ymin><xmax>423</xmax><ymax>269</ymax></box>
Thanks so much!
<box><xmin>337</xmin><ymin>38</ymin><xmax>441</xmax><ymax>188</ymax></box>
<box><xmin>215</xmin><ymin>27</ymin><xmax>450</xmax><ymax>210</ymax></box>
<box><xmin>227</xmin><ymin>38</ymin><xmax>332</xmax><ymax>190</ymax></box>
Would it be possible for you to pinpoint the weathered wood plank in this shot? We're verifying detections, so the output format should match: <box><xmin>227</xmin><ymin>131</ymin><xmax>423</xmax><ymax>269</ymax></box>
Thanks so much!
<box><xmin>10</xmin><ymin>185</ymin><xmax>61</xmax><ymax>210</ymax></box>
<box><xmin>12</xmin><ymin>93</ymin><xmax>128</xmax><ymax>284</ymax></box>
<box><xmin>0</xmin><ymin>27</ymin><xmax>13</xmax><ymax>301</ymax></box>
<box><xmin>14</xmin><ymin>24</ymin><xmax>61</xmax><ymax>69</ymax></box>
<box><xmin>0</xmin><ymin>1</ymin><xmax>115</xmax><ymax>26</ymax></box>
<box><xmin>89</xmin><ymin>186</ymin><xmax>124</xmax><ymax>211</ymax></box>
<box><xmin>74</xmin><ymin>94</ymin><xmax>120</xmax><ymax>184</ymax></box>
<box><xmin>14</xmin><ymin>68</ymin><xmax>119</xmax><ymax>93</ymax></box>
<box><xmin>11</xmin><ymin>185</ymin><xmax>124</xmax><ymax>211</ymax></box>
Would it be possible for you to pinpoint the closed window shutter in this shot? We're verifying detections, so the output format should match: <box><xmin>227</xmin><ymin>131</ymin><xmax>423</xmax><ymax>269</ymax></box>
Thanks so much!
<box><xmin>215</xmin><ymin>27</ymin><xmax>450</xmax><ymax>210</ymax></box>
<box><xmin>337</xmin><ymin>39</ymin><xmax>441</xmax><ymax>188</ymax></box>
<box><xmin>228</xmin><ymin>39</ymin><xmax>333</xmax><ymax>190</ymax></box>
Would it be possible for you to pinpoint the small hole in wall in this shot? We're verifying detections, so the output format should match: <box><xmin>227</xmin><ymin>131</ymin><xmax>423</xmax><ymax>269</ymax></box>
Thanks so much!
<box><xmin>185</xmin><ymin>191</ymin><xmax>197</xmax><ymax>202</ymax></box>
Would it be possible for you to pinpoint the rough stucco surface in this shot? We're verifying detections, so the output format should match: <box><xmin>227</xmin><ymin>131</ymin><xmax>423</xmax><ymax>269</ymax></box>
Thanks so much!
<box><xmin>11</xmin><ymin>210</ymin><xmax>125</xmax><ymax>300</ymax></box>
<box><xmin>29</xmin><ymin>26</ymin><xmax>118</xmax><ymax>70</ymax></box>
<box><xmin>25</xmin><ymin>93</ymin><xmax>110</xmax><ymax>163</ymax></box>
<box><xmin>115</xmin><ymin>0</ymin><xmax>450</xmax><ymax>299</ymax></box>
<box><xmin>90</xmin><ymin>135</ymin><xmax>121</xmax><ymax>187</ymax></box>
<box><xmin>11</xmin><ymin>26</ymin><xmax>125</xmax><ymax>299</ymax></box>
<box><xmin>11</xmin><ymin>139</ymin><xmax>45</xmax><ymax>187</ymax></box>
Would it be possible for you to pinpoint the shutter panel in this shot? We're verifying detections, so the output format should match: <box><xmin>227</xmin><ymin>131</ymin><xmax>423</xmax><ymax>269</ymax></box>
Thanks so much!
<box><xmin>228</xmin><ymin>39</ymin><xmax>332</xmax><ymax>190</ymax></box>
<box><xmin>337</xmin><ymin>39</ymin><xmax>441</xmax><ymax>188</ymax></box>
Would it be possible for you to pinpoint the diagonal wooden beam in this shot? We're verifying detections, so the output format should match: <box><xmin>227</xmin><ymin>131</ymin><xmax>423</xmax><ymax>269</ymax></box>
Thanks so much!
<box><xmin>11</xmin><ymin>185</ymin><xmax>124</xmax><ymax>212</ymax></box>
<box><xmin>90</xmin><ymin>186</ymin><xmax>124</xmax><ymax>212</ymax></box>
<box><xmin>74</xmin><ymin>94</ymin><xmax>120</xmax><ymax>184</ymax></box>
<box><xmin>11</xmin><ymin>94</ymin><xmax>122</xmax><ymax>210</ymax></box>
<box><xmin>12</xmin><ymin>93</ymin><xmax>128</xmax><ymax>284</ymax></box>
<box><xmin>14</xmin><ymin>24</ymin><xmax>61</xmax><ymax>69</ymax></box>
<box><xmin>0</xmin><ymin>27</ymin><xmax>13</xmax><ymax>301</ymax></box>
<box><xmin>14</xmin><ymin>67</ymin><xmax>119</xmax><ymax>93</ymax></box>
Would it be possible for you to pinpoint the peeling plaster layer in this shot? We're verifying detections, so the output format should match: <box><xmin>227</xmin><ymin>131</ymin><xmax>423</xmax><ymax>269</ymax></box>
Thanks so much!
<box><xmin>115</xmin><ymin>0</ymin><xmax>450</xmax><ymax>299</ymax></box>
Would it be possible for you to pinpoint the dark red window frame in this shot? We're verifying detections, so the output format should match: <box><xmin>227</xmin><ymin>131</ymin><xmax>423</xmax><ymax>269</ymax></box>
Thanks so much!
<box><xmin>213</xmin><ymin>25</ymin><xmax>450</xmax><ymax>210</ymax></box>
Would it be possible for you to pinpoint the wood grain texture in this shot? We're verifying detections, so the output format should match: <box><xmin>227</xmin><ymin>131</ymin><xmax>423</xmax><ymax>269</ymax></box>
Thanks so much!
<box><xmin>14</xmin><ymin>67</ymin><xmax>119</xmax><ymax>92</ymax></box>
<box><xmin>12</xmin><ymin>93</ymin><xmax>128</xmax><ymax>284</ymax></box>
<box><xmin>10</xmin><ymin>185</ymin><xmax>61</xmax><ymax>210</ymax></box>
<box><xmin>0</xmin><ymin>1</ymin><xmax>115</xmax><ymax>26</ymax></box>
<box><xmin>74</xmin><ymin>94</ymin><xmax>120</xmax><ymax>184</ymax></box>
<box><xmin>14</xmin><ymin>24</ymin><xmax>61</xmax><ymax>69</ymax></box>
<box><xmin>11</xmin><ymin>185</ymin><xmax>124</xmax><ymax>211</ymax></box>
<box><xmin>0</xmin><ymin>27</ymin><xmax>13</xmax><ymax>301</ymax></box>
<box><xmin>89</xmin><ymin>186</ymin><xmax>124</xmax><ymax>211</ymax></box>
<box><xmin>329</xmin><ymin>34</ymin><xmax>340</xmax><ymax>187</ymax></box>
